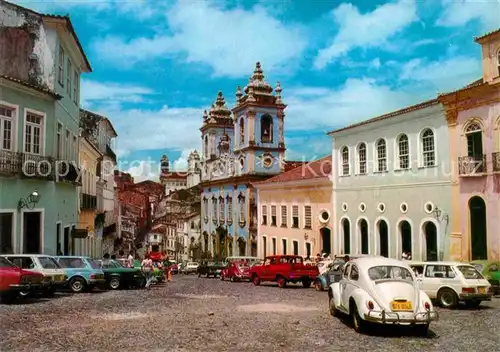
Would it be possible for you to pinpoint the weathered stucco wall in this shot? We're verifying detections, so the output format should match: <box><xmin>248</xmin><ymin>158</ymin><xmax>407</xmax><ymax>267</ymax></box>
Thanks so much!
<box><xmin>0</xmin><ymin>2</ymin><xmax>55</xmax><ymax>89</ymax></box>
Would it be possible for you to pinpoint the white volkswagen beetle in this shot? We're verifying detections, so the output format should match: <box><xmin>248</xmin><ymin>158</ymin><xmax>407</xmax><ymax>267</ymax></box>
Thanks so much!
<box><xmin>328</xmin><ymin>257</ymin><xmax>438</xmax><ymax>334</ymax></box>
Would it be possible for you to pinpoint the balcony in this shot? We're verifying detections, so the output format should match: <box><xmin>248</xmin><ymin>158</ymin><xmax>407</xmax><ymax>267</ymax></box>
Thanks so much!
<box><xmin>106</xmin><ymin>144</ymin><xmax>117</xmax><ymax>163</ymax></box>
<box><xmin>20</xmin><ymin>154</ymin><xmax>54</xmax><ymax>180</ymax></box>
<box><xmin>458</xmin><ymin>155</ymin><xmax>487</xmax><ymax>176</ymax></box>
<box><xmin>80</xmin><ymin>193</ymin><xmax>97</xmax><ymax>210</ymax></box>
<box><xmin>493</xmin><ymin>152</ymin><xmax>500</xmax><ymax>172</ymax></box>
<box><xmin>55</xmin><ymin>160</ymin><xmax>81</xmax><ymax>185</ymax></box>
<box><xmin>0</xmin><ymin>150</ymin><xmax>21</xmax><ymax>175</ymax></box>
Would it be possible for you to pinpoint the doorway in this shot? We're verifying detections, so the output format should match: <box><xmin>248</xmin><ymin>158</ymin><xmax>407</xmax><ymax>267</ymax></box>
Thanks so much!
<box><xmin>56</xmin><ymin>223</ymin><xmax>62</xmax><ymax>255</ymax></box>
<box><xmin>262</xmin><ymin>237</ymin><xmax>267</xmax><ymax>258</ymax></box>
<box><xmin>400</xmin><ymin>221</ymin><xmax>412</xmax><ymax>257</ymax></box>
<box><xmin>359</xmin><ymin>219</ymin><xmax>369</xmax><ymax>254</ymax></box>
<box><xmin>469</xmin><ymin>196</ymin><xmax>487</xmax><ymax>260</ymax></box>
<box><xmin>378</xmin><ymin>220</ymin><xmax>389</xmax><ymax>257</ymax></box>
<box><xmin>305</xmin><ymin>242</ymin><xmax>311</xmax><ymax>258</ymax></box>
<box><xmin>342</xmin><ymin>218</ymin><xmax>350</xmax><ymax>254</ymax></box>
<box><xmin>251</xmin><ymin>241</ymin><xmax>257</xmax><ymax>257</ymax></box>
<box><xmin>424</xmin><ymin>222</ymin><xmax>438</xmax><ymax>261</ymax></box>
<box><xmin>23</xmin><ymin>212</ymin><xmax>41</xmax><ymax>254</ymax></box>
<box><xmin>320</xmin><ymin>227</ymin><xmax>331</xmax><ymax>255</ymax></box>
<box><xmin>238</xmin><ymin>238</ymin><xmax>246</xmax><ymax>256</ymax></box>
<box><xmin>63</xmin><ymin>226</ymin><xmax>70</xmax><ymax>255</ymax></box>
<box><xmin>0</xmin><ymin>212</ymin><xmax>14</xmax><ymax>254</ymax></box>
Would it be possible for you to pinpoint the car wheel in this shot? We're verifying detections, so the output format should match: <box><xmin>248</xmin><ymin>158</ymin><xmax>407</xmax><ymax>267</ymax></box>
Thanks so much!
<box><xmin>277</xmin><ymin>277</ymin><xmax>287</xmax><ymax>288</ymax></box>
<box><xmin>314</xmin><ymin>279</ymin><xmax>323</xmax><ymax>291</ymax></box>
<box><xmin>351</xmin><ymin>303</ymin><xmax>366</xmax><ymax>333</ymax></box>
<box><xmin>328</xmin><ymin>293</ymin><xmax>338</xmax><ymax>317</ymax></box>
<box><xmin>437</xmin><ymin>288</ymin><xmax>458</xmax><ymax>309</ymax></box>
<box><xmin>69</xmin><ymin>277</ymin><xmax>86</xmax><ymax>293</ymax></box>
<box><xmin>302</xmin><ymin>279</ymin><xmax>311</xmax><ymax>288</ymax></box>
<box><xmin>18</xmin><ymin>290</ymin><xmax>31</xmax><ymax>298</ymax></box>
<box><xmin>109</xmin><ymin>277</ymin><xmax>120</xmax><ymax>290</ymax></box>
<box><xmin>252</xmin><ymin>275</ymin><xmax>261</xmax><ymax>286</ymax></box>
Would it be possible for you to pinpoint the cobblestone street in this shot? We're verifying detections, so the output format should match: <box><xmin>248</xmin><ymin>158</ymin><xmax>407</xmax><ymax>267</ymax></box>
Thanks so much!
<box><xmin>1</xmin><ymin>275</ymin><xmax>499</xmax><ymax>351</ymax></box>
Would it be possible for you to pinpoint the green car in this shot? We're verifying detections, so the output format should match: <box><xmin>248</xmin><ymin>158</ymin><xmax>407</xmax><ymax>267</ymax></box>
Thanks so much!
<box><xmin>126</xmin><ymin>259</ymin><xmax>164</xmax><ymax>284</ymax></box>
<box><xmin>471</xmin><ymin>260</ymin><xmax>500</xmax><ymax>295</ymax></box>
<box><xmin>96</xmin><ymin>259</ymin><xmax>146</xmax><ymax>290</ymax></box>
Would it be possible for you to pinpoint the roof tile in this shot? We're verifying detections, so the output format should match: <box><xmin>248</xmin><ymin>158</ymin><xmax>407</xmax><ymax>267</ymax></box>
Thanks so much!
<box><xmin>257</xmin><ymin>155</ymin><xmax>331</xmax><ymax>184</ymax></box>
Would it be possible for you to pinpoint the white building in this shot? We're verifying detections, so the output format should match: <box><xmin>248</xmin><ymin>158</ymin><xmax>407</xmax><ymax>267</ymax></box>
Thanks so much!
<box><xmin>159</xmin><ymin>151</ymin><xmax>201</xmax><ymax>195</ymax></box>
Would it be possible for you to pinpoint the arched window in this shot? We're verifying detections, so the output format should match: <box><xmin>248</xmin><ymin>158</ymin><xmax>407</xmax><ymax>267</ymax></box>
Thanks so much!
<box><xmin>239</xmin><ymin>118</ymin><xmax>245</xmax><ymax>145</ymax></box>
<box><xmin>357</xmin><ymin>143</ymin><xmax>366</xmax><ymax>174</ymax></box>
<box><xmin>397</xmin><ymin>134</ymin><xmax>409</xmax><ymax>169</ymax></box>
<box><xmin>261</xmin><ymin>114</ymin><xmax>273</xmax><ymax>143</ymax></box>
<box><xmin>341</xmin><ymin>146</ymin><xmax>349</xmax><ymax>176</ymax></box>
<box><xmin>376</xmin><ymin>139</ymin><xmax>387</xmax><ymax>172</ymax></box>
<box><xmin>421</xmin><ymin>129</ymin><xmax>435</xmax><ymax>167</ymax></box>
<box><xmin>204</xmin><ymin>136</ymin><xmax>208</xmax><ymax>157</ymax></box>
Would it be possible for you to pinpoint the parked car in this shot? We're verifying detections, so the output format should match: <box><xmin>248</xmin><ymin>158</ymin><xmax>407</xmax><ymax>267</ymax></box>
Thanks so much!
<box><xmin>329</xmin><ymin>257</ymin><xmax>438</xmax><ymax>334</ymax></box>
<box><xmin>55</xmin><ymin>256</ymin><xmax>106</xmax><ymax>293</ymax></box>
<box><xmin>314</xmin><ymin>259</ymin><xmax>345</xmax><ymax>291</ymax></box>
<box><xmin>220</xmin><ymin>261</ymin><xmax>251</xmax><ymax>282</ymax></box>
<box><xmin>95</xmin><ymin>259</ymin><xmax>146</xmax><ymax>289</ymax></box>
<box><xmin>170</xmin><ymin>263</ymin><xmax>179</xmax><ymax>275</ymax></box>
<box><xmin>2</xmin><ymin>254</ymin><xmax>67</xmax><ymax>297</ymax></box>
<box><xmin>197</xmin><ymin>261</ymin><xmax>225</xmax><ymax>278</ymax></box>
<box><xmin>183</xmin><ymin>262</ymin><xmax>199</xmax><ymax>275</ymax></box>
<box><xmin>0</xmin><ymin>256</ymin><xmax>44</xmax><ymax>303</ymax></box>
<box><xmin>408</xmin><ymin>261</ymin><xmax>492</xmax><ymax>308</ymax></box>
<box><xmin>249</xmin><ymin>255</ymin><xmax>319</xmax><ymax>288</ymax></box>
<box><xmin>471</xmin><ymin>260</ymin><xmax>500</xmax><ymax>295</ymax></box>
<box><xmin>119</xmin><ymin>259</ymin><xmax>164</xmax><ymax>284</ymax></box>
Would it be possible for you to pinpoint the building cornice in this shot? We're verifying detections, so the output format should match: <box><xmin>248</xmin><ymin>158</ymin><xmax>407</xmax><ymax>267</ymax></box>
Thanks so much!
<box><xmin>253</xmin><ymin>177</ymin><xmax>331</xmax><ymax>190</ymax></box>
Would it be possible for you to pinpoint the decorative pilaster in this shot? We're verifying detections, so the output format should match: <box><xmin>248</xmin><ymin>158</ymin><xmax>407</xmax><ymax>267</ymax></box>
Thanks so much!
<box><xmin>277</xmin><ymin>109</ymin><xmax>285</xmax><ymax>147</ymax></box>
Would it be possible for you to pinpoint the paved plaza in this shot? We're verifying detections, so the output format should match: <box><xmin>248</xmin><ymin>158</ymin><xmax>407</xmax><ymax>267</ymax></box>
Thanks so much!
<box><xmin>1</xmin><ymin>276</ymin><xmax>499</xmax><ymax>351</ymax></box>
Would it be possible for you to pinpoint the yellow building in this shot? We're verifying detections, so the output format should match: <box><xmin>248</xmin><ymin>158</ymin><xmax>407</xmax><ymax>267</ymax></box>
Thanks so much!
<box><xmin>254</xmin><ymin>156</ymin><xmax>333</xmax><ymax>259</ymax></box>
<box><xmin>74</xmin><ymin>136</ymin><xmax>103</xmax><ymax>257</ymax></box>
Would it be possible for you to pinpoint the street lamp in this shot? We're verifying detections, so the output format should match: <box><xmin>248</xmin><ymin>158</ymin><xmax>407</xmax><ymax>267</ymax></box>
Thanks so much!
<box><xmin>433</xmin><ymin>206</ymin><xmax>449</xmax><ymax>222</ymax></box>
<box><xmin>18</xmin><ymin>190</ymin><xmax>40</xmax><ymax>211</ymax></box>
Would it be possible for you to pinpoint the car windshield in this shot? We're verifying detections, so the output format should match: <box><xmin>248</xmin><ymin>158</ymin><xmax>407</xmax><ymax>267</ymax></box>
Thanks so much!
<box><xmin>58</xmin><ymin>258</ymin><xmax>86</xmax><ymax>268</ymax></box>
<box><xmin>0</xmin><ymin>256</ymin><xmax>14</xmax><ymax>268</ymax></box>
<box><xmin>472</xmin><ymin>264</ymin><xmax>484</xmax><ymax>272</ymax></box>
<box><xmin>39</xmin><ymin>257</ymin><xmax>60</xmax><ymax>269</ymax></box>
<box><xmin>457</xmin><ymin>265</ymin><xmax>484</xmax><ymax>279</ymax></box>
<box><xmin>368</xmin><ymin>266</ymin><xmax>414</xmax><ymax>281</ymax></box>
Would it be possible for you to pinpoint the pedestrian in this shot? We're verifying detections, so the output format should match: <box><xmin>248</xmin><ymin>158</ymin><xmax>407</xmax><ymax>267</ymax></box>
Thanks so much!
<box><xmin>128</xmin><ymin>251</ymin><xmax>134</xmax><ymax>268</ymax></box>
<box><xmin>118</xmin><ymin>250</ymin><xmax>125</xmax><ymax>259</ymax></box>
<box><xmin>103</xmin><ymin>253</ymin><xmax>111</xmax><ymax>265</ymax></box>
<box><xmin>141</xmin><ymin>254</ymin><xmax>154</xmax><ymax>289</ymax></box>
<box><xmin>167</xmin><ymin>265</ymin><xmax>173</xmax><ymax>282</ymax></box>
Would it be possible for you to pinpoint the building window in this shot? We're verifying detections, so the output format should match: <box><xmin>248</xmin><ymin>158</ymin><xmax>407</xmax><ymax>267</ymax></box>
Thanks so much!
<box><xmin>227</xmin><ymin>197</ymin><xmax>233</xmax><ymax>222</ymax></box>
<box><xmin>262</xmin><ymin>205</ymin><xmax>267</xmax><ymax>225</ymax></box>
<box><xmin>282</xmin><ymin>238</ymin><xmax>287</xmax><ymax>255</ymax></box>
<box><xmin>73</xmin><ymin>70</ymin><xmax>79</xmax><ymax>104</ymax></box>
<box><xmin>72</xmin><ymin>135</ymin><xmax>77</xmax><ymax>161</ymax></box>
<box><xmin>66</xmin><ymin>60</ymin><xmax>72</xmax><ymax>97</ymax></box>
<box><xmin>357</xmin><ymin>143</ymin><xmax>366</xmax><ymax>174</ymax></box>
<box><xmin>397</xmin><ymin>134</ymin><xmax>409</xmax><ymax>169</ymax></box>
<box><xmin>304</xmin><ymin>205</ymin><xmax>311</xmax><ymax>229</ymax></box>
<box><xmin>219</xmin><ymin>197</ymin><xmax>225</xmax><ymax>222</ymax></box>
<box><xmin>204</xmin><ymin>136</ymin><xmax>208</xmax><ymax>157</ymax></box>
<box><xmin>341</xmin><ymin>146</ymin><xmax>349</xmax><ymax>176</ymax></box>
<box><xmin>0</xmin><ymin>105</ymin><xmax>15</xmax><ymax>151</ymax></box>
<box><xmin>421</xmin><ymin>128</ymin><xmax>436</xmax><ymax>167</ymax></box>
<box><xmin>65</xmin><ymin>129</ymin><xmax>70</xmax><ymax>159</ymax></box>
<box><xmin>261</xmin><ymin>114</ymin><xmax>273</xmax><ymax>143</ymax></box>
<box><xmin>376</xmin><ymin>138</ymin><xmax>387</xmax><ymax>172</ymax></box>
<box><xmin>272</xmin><ymin>238</ymin><xmax>276</xmax><ymax>255</ymax></box>
<box><xmin>239</xmin><ymin>197</ymin><xmax>245</xmax><ymax>223</ymax></box>
<box><xmin>56</xmin><ymin>123</ymin><xmax>62</xmax><ymax>159</ymax></box>
<box><xmin>263</xmin><ymin>237</ymin><xmax>267</xmax><ymax>257</ymax></box>
<box><xmin>24</xmin><ymin>111</ymin><xmax>43</xmax><ymax>155</ymax></box>
<box><xmin>239</xmin><ymin>118</ymin><xmax>244</xmax><ymax>145</ymax></box>
<box><xmin>271</xmin><ymin>205</ymin><xmax>277</xmax><ymax>226</ymax></box>
<box><xmin>293</xmin><ymin>240</ymin><xmax>299</xmax><ymax>255</ymax></box>
<box><xmin>212</xmin><ymin>198</ymin><xmax>217</xmax><ymax>219</ymax></box>
<box><xmin>280</xmin><ymin>205</ymin><xmax>287</xmax><ymax>227</ymax></box>
<box><xmin>58</xmin><ymin>46</ymin><xmax>64</xmax><ymax>86</ymax></box>
<box><xmin>292</xmin><ymin>205</ymin><xmax>299</xmax><ymax>228</ymax></box>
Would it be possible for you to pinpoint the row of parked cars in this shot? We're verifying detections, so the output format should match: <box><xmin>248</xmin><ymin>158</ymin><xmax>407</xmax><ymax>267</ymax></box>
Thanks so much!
<box><xmin>0</xmin><ymin>254</ymin><xmax>161</xmax><ymax>304</ymax></box>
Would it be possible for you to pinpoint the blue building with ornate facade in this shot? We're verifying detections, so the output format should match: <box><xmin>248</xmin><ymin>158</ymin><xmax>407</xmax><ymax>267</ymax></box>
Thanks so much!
<box><xmin>200</xmin><ymin>62</ymin><xmax>301</xmax><ymax>258</ymax></box>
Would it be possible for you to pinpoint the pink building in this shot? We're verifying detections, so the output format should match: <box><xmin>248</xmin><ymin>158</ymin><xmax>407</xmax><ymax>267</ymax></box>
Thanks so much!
<box><xmin>440</xmin><ymin>28</ymin><xmax>500</xmax><ymax>261</ymax></box>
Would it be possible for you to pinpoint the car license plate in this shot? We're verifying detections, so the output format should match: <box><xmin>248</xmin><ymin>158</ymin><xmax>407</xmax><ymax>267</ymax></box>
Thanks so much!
<box><xmin>478</xmin><ymin>287</ymin><xmax>486</xmax><ymax>294</ymax></box>
<box><xmin>391</xmin><ymin>301</ymin><xmax>412</xmax><ymax>311</ymax></box>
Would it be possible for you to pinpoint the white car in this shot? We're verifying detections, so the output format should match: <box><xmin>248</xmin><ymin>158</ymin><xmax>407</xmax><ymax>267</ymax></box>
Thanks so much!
<box><xmin>328</xmin><ymin>257</ymin><xmax>438</xmax><ymax>334</ymax></box>
<box><xmin>183</xmin><ymin>262</ymin><xmax>199</xmax><ymax>274</ymax></box>
<box><xmin>408</xmin><ymin>261</ymin><xmax>492</xmax><ymax>309</ymax></box>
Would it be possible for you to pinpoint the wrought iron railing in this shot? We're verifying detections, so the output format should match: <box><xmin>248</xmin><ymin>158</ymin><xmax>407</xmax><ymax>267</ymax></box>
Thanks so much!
<box><xmin>0</xmin><ymin>150</ymin><xmax>22</xmax><ymax>175</ymax></box>
<box><xmin>458</xmin><ymin>155</ymin><xmax>486</xmax><ymax>175</ymax></box>
<box><xmin>20</xmin><ymin>153</ymin><xmax>54</xmax><ymax>179</ymax></box>
<box><xmin>493</xmin><ymin>152</ymin><xmax>500</xmax><ymax>172</ymax></box>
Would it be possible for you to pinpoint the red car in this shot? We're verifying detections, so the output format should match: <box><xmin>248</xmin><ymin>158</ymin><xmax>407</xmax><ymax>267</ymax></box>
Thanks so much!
<box><xmin>249</xmin><ymin>255</ymin><xmax>319</xmax><ymax>288</ymax></box>
<box><xmin>0</xmin><ymin>256</ymin><xmax>44</xmax><ymax>303</ymax></box>
<box><xmin>220</xmin><ymin>261</ymin><xmax>251</xmax><ymax>282</ymax></box>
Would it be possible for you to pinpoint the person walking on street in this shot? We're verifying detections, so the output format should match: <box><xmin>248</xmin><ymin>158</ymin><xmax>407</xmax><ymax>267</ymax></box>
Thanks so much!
<box><xmin>141</xmin><ymin>254</ymin><xmax>154</xmax><ymax>289</ymax></box>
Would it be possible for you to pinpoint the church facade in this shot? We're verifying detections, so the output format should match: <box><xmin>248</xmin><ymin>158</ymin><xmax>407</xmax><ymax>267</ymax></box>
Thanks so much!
<box><xmin>200</xmin><ymin>62</ymin><xmax>292</xmax><ymax>258</ymax></box>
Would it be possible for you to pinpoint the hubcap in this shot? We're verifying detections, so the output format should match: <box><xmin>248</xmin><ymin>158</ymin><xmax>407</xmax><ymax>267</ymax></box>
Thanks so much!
<box><xmin>110</xmin><ymin>279</ymin><xmax>119</xmax><ymax>289</ymax></box>
<box><xmin>441</xmin><ymin>292</ymin><xmax>454</xmax><ymax>306</ymax></box>
<box><xmin>72</xmin><ymin>281</ymin><xmax>82</xmax><ymax>292</ymax></box>
<box><xmin>19</xmin><ymin>291</ymin><xmax>30</xmax><ymax>297</ymax></box>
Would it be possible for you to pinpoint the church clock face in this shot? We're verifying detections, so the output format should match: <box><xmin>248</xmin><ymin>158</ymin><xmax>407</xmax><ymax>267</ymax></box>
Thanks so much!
<box><xmin>261</xmin><ymin>153</ymin><xmax>274</xmax><ymax>168</ymax></box>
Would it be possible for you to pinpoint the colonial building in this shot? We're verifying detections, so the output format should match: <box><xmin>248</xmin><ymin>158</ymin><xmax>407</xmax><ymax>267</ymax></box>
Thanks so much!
<box><xmin>159</xmin><ymin>151</ymin><xmax>201</xmax><ymax>195</ymax></box>
<box><xmin>438</xmin><ymin>28</ymin><xmax>500</xmax><ymax>261</ymax></box>
<box><xmin>0</xmin><ymin>1</ymin><xmax>90</xmax><ymax>255</ymax></box>
<box><xmin>200</xmin><ymin>62</ymin><xmax>304</xmax><ymax>258</ymax></box>
<box><xmin>254</xmin><ymin>156</ymin><xmax>333</xmax><ymax>259</ymax></box>
<box><xmin>329</xmin><ymin>100</ymin><xmax>452</xmax><ymax>261</ymax></box>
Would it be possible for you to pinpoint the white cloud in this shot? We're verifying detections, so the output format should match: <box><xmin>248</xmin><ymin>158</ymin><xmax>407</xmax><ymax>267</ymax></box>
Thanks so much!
<box><xmin>124</xmin><ymin>160</ymin><xmax>161</xmax><ymax>183</ymax></box>
<box><xmin>81</xmin><ymin>80</ymin><xmax>155</xmax><ymax>105</ymax></box>
<box><xmin>92</xmin><ymin>1</ymin><xmax>307</xmax><ymax>77</ymax></box>
<box><xmin>172</xmin><ymin>149</ymin><xmax>195</xmax><ymax>171</ymax></box>
<box><xmin>314</xmin><ymin>0</ymin><xmax>418</xmax><ymax>69</ymax></box>
<box><xmin>436</xmin><ymin>0</ymin><xmax>500</xmax><ymax>31</ymax></box>
<box><xmin>399</xmin><ymin>56</ymin><xmax>481</xmax><ymax>93</ymax></box>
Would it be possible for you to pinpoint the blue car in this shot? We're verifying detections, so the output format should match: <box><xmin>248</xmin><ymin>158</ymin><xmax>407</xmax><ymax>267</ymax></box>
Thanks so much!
<box><xmin>314</xmin><ymin>259</ymin><xmax>345</xmax><ymax>291</ymax></box>
<box><xmin>54</xmin><ymin>256</ymin><xmax>106</xmax><ymax>293</ymax></box>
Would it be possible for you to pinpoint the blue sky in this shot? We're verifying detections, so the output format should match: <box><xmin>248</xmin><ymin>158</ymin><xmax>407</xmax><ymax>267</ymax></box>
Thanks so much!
<box><xmin>13</xmin><ymin>0</ymin><xmax>500</xmax><ymax>181</ymax></box>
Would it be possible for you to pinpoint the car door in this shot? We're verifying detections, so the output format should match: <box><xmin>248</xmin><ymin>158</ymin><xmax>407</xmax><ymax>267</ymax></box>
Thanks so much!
<box><xmin>339</xmin><ymin>263</ymin><xmax>352</xmax><ymax>310</ymax></box>
<box><xmin>261</xmin><ymin>258</ymin><xmax>273</xmax><ymax>280</ymax></box>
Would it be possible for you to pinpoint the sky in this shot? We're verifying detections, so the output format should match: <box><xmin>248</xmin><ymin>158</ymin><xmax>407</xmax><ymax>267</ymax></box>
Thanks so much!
<box><xmin>12</xmin><ymin>0</ymin><xmax>500</xmax><ymax>181</ymax></box>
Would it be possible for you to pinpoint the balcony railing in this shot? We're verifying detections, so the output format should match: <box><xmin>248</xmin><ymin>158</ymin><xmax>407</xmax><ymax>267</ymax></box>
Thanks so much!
<box><xmin>106</xmin><ymin>144</ymin><xmax>117</xmax><ymax>163</ymax></box>
<box><xmin>458</xmin><ymin>155</ymin><xmax>487</xmax><ymax>176</ymax></box>
<box><xmin>55</xmin><ymin>160</ymin><xmax>81</xmax><ymax>185</ymax></box>
<box><xmin>80</xmin><ymin>193</ymin><xmax>97</xmax><ymax>210</ymax></box>
<box><xmin>21</xmin><ymin>153</ymin><xmax>54</xmax><ymax>180</ymax></box>
<box><xmin>493</xmin><ymin>152</ymin><xmax>500</xmax><ymax>172</ymax></box>
<box><xmin>0</xmin><ymin>150</ymin><xmax>22</xmax><ymax>175</ymax></box>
